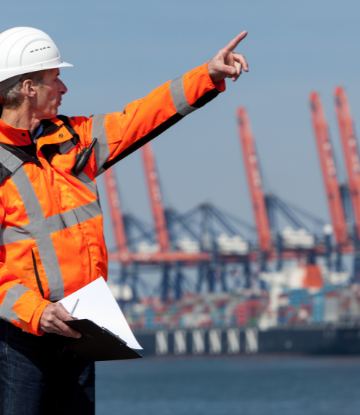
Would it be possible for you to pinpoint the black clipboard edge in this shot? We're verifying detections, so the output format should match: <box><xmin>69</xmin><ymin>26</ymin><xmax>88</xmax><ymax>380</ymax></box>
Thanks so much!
<box><xmin>64</xmin><ymin>319</ymin><xmax>142</xmax><ymax>362</ymax></box>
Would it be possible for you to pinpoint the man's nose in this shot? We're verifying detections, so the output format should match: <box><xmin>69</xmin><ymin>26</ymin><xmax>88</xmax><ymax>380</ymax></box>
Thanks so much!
<box><xmin>59</xmin><ymin>80</ymin><xmax>68</xmax><ymax>95</ymax></box>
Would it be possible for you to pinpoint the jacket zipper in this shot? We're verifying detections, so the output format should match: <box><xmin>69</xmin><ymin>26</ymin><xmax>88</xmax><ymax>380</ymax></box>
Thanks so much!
<box><xmin>31</xmin><ymin>249</ymin><xmax>44</xmax><ymax>298</ymax></box>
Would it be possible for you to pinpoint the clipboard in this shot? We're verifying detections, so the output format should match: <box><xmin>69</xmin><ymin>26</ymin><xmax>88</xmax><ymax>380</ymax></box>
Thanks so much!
<box><xmin>64</xmin><ymin>319</ymin><xmax>142</xmax><ymax>361</ymax></box>
<box><xmin>59</xmin><ymin>277</ymin><xmax>142</xmax><ymax>350</ymax></box>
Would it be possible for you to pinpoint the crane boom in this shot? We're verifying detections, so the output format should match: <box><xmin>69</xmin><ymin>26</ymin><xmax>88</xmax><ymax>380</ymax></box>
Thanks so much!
<box><xmin>237</xmin><ymin>107</ymin><xmax>272</xmax><ymax>253</ymax></box>
<box><xmin>103</xmin><ymin>167</ymin><xmax>130</xmax><ymax>262</ymax></box>
<box><xmin>334</xmin><ymin>87</ymin><xmax>360</xmax><ymax>240</ymax></box>
<box><xmin>309</xmin><ymin>92</ymin><xmax>348</xmax><ymax>246</ymax></box>
<box><xmin>141</xmin><ymin>143</ymin><xmax>170</xmax><ymax>252</ymax></box>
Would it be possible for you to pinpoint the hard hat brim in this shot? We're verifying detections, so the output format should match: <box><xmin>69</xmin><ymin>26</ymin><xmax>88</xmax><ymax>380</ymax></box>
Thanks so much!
<box><xmin>0</xmin><ymin>61</ymin><xmax>73</xmax><ymax>83</ymax></box>
<box><xmin>58</xmin><ymin>62</ymin><xmax>73</xmax><ymax>68</ymax></box>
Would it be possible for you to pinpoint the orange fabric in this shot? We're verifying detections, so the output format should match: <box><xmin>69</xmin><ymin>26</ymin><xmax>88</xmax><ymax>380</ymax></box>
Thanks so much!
<box><xmin>0</xmin><ymin>63</ymin><xmax>224</xmax><ymax>335</ymax></box>
<box><xmin>0</xmin><ymin>121</ymin><xmax>31</xmax><ymax>146</ymax></box>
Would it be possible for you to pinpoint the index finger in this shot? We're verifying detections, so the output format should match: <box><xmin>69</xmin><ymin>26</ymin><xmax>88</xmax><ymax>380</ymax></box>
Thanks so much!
<box><xmin>223</xmin><ymin>31</ymin><xmax>248</xmax><ymax>52</ymax></box>
<box><xmin>54</xmin><ymin>302</ymin><xmax>74</xmax><ymax>321</ymax></box>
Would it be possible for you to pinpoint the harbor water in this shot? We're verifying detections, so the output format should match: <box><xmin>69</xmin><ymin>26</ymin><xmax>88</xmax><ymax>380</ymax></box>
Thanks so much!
<box><xmin>96</xmin><ymin>356</ymin><xmax>360</xmax><ymax>415</ymax></box>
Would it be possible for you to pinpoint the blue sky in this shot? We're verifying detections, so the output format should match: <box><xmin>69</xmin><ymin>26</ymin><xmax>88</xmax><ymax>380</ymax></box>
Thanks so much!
<box><xmin>3</xmin><ymin>0</ymin><xmax>360</xmax><ymax>248</ymax></box>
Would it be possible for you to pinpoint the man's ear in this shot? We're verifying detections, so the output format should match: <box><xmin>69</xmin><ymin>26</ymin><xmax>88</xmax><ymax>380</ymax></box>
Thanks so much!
<box><xmin>22</xmin><ymin>79</ymin><xmax>37</xmax><ymax>98</ymax></box>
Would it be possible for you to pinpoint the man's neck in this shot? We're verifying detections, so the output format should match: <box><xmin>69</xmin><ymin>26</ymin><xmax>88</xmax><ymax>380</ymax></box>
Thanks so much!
<box><xmin>1</xmin><ymin>105</ymin><xmax>41</xmax><ymax>138</ymax></box>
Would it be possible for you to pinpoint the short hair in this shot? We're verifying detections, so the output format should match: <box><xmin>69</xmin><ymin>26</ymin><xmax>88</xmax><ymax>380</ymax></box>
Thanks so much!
<box><xmin>0</xmin><ymin>71</ymin><xmax>45</xmax><ymax>110</ymax></box>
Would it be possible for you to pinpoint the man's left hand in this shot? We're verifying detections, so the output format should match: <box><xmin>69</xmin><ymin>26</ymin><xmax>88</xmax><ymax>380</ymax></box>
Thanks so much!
<box><xmin>208</xmin><ymin>31</ymin><xmax>248</xmax><ymax>84</ymax></box>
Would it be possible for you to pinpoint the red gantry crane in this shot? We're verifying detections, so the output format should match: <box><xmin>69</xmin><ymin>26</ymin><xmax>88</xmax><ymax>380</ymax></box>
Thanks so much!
<box><xmin>141</xmin><ymin>143</ymin><xmax>171</xmax><ymax>253</ymax></box>
<box><xmin>309</xmin><ymin>92</ymin><xmax>348</xmax><ymax>248</ymax></box>
<box><xmin>106</xmin><ymin>151</ymin><xmax>209</xmax><ymax>265</ymax></box>
<box><xmin>238</xmin><ymin>105</ymin><xmax>323</xmax><ymax>287</ymax></box>
<box><xmin>138</xmin><ymin>142</ymin><xmax>209</xmax><ymax>262</ymax></box>
<box><xmin>105</xmin><ymin>158</ymin><xmax>210</xmax><ymax>301</ymax></box>
<box><xmin>141</xmin><ymin>142</ymin><xmax>172</xmax><ymax>300</ymax></box>
<box><xmin>105</xmin><ymin>143</ymin><xmax>211</xmax><ymax>300</ymax></box>
<box><xmin>334</xmin><ymin>87</ymin><xmax>360</xmax><ymax>280</ymax></box>
<box><xmin>140</xmin><ymin>142</ymin><xmax>211</xmax><ymax>299</ymax></box>
<box><xmin>334</xmin><ymin>87</ymin><xmax>360</xmax><ymax>240</ymax></box>
<box><xmin>237</xmin><ymin>107</ymin><xmax>272</xmax><ymax>255</ymax></box>
<box><xmin>104</xmin><ymin>167</ymin><xmax>131</xmax><ymax>264</ymax></box>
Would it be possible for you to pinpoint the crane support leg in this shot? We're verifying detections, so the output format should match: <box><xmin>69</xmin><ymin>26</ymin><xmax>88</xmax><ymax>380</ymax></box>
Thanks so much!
<box><xmin>131</xmin><ymin>263</ymin><xmax>139</xmax><ymax>302</ymax></box>
<box><xmin>174</xmin><ymin>262</ymin><xmax>183</xmax><ymax>300</ymax></box>
<box><xmin>161</xmin><ymin>263</ymin><xmax>171</xmax><ymax>302</ymax></box>
<box><xmin>276</xmin><ymin>233</ymin><xmax>283</xmax><ymax>271</ymax></box>
<box><xmin>353</xmin><ymin>234</ymin><xmax>360</xmax><ymax>283</ymax></box>
<box><xmin>334</xmin><ymin>246</ymin><xmax>343</xmax><ymax>273</ymax></box>
<box><xmin>325</xmin><ymin>233</ymin><xmax>332</xmax><ymax>270</ymax></box>
<box><xmin>243</xmin><ymin>259</ymin><xmax>251</xmax><ymax>288</ymax></box>
<box><xmin>220</xmin><ymin>263</ymin><xmax>228</xmax><ymax>292</ymax></box>
<box><xmin>197</xmin><ymin>263</ymin><xmax>204</xmax><ymax>293</ymax></box>
<box><xmin>206</xmin><ymin>263</ymin><xmax>215</xmax><ymax>293</ymax></box>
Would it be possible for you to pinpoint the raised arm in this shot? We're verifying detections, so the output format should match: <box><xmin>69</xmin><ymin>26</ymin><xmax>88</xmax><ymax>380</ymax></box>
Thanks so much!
<box><xmin>69</xmin><ymin>31</ymin><xmax>249</xmax><ymax>176</ymax></box>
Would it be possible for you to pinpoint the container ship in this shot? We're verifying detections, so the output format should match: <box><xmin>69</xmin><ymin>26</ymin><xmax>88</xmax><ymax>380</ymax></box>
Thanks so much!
<box><xmin>108</xmin><ymin>265</ymin><xmax>360</xmax><ymax>357</ymax></box>
<box><xmin>104</xmin><ymin>88</ymin><xmax>360</xmax><ymax>356</ymax></box>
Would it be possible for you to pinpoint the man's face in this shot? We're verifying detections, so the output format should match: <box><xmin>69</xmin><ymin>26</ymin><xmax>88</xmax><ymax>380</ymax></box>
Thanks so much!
<box><xmin>33</xmin><ymin>69</ymin><xmax>67</xmax><ymax>119</ymax></box>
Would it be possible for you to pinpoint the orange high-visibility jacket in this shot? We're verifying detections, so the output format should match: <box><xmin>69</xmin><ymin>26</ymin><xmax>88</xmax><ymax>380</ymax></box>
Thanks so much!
<box><xmin>0</xmin><ymin>63</ymin><xmax>225</xmax><ymax>335</ymax></box>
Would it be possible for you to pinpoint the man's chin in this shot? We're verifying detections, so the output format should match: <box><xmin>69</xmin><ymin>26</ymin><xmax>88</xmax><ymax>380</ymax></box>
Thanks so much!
<box><xmin>41</xmin><ymin>110</ymin><xmax>59</xmax><ymax>120</ymax></box>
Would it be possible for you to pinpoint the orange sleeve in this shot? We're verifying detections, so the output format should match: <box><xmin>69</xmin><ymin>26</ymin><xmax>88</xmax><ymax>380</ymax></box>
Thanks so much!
<box><xmin>0</xmin><ymin>202</ymin><xmax>50</xmax><ymax>336</ymax></box>
<box><xmin>69</xmin><ymin>63</ymin><xmax>225</xmax><ymax>176</ymax></box>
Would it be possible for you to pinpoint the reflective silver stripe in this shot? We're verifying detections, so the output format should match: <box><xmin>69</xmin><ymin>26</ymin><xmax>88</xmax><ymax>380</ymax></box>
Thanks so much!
<box><xmin>65</xmin><ymin>199</ymin><xmax>102</xmax><ymax>224</ymax></box>
<box><xmin>1</xmin><ymin>214</ymin><xmax>64</xmax><ymax>243</ymax></box>
<box><xmin>11</xmin><ymin>167</ymin><xmax>45</xmax><ymax>223</ymax></box>
<box><xmin>0</xmin><ymin>200</ymin><xmax>102</xmax><ymax>246</ymax></box>
<box><xmin>59</xmin><ymin>140</ymin><xmax>75</xmax><ymax>154</ymax></box>
<box><xmin>169</xmin><ymin>76</ymin><xmax>197</xmax><ymax>117</ymax></box>
<box><xmin>0</xmin><ymin>284</ymin><xmax>30</xmax><ymax>323</ymax></box>
<box><xmin>0</xmin><ymin>151</ymin><xmax>23</xmax><ymax>173</ymax></box>
<box><xmin>92</xmin><ymin>114</ymin><xmax>110</xmax><ymax>176</ymax></box>
<box><xmin>10</xmin><ymin>169</ymin><xmax>64</xmax><ymax>301</ymax></box>
<box><xmin>36</xmin><ymin>235</ymin><xmax>64</xmax><ymax>301</ymax></box>
<box><xmin>71</xmin><ymin>171</ymin><xmax>98</xmax><ymax>196</ymax></box>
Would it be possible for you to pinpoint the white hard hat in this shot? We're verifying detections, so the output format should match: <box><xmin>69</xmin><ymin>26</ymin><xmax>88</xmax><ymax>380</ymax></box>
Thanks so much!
<box><xmin>0</xmin><ymin>27</ymin><xmax>72</xmax><ymax>91</ymax></box>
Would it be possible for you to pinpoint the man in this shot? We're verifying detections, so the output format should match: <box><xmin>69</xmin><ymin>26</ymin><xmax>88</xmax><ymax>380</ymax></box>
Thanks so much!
<box><xmin>0</xmin><ymin>27</ymin><xmax>248</xmax><ymax>414</ymax></box>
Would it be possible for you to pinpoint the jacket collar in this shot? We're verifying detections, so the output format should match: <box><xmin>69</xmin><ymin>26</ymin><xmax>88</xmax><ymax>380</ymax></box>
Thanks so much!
<box><xmin>0</xmin><ymin>117</ymin><xmax>73</xmax><ymax>148</ymax></box>
<box><xmin>0</xmin><ymin>118</ymin><xmax>32</xmax><ymax>146</ymax></box>
<box><xmin>37</xmin><ymin>117</ymin><xmax>73</xmax><ymax>147</ymax></box>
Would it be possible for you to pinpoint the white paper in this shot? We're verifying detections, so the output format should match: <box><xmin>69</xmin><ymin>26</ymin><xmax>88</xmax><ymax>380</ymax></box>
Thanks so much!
<box><xmin>59</xmin><ymin>277</ymin><xmax>142</xmax><ymax>350</ymax></box>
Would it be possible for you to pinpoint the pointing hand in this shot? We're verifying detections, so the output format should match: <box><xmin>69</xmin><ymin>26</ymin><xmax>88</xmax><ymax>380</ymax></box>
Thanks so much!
<box><xmin>208</xmin><ymin>31</ymin><xmax>249</xmax><ymax>83</ymax></box>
